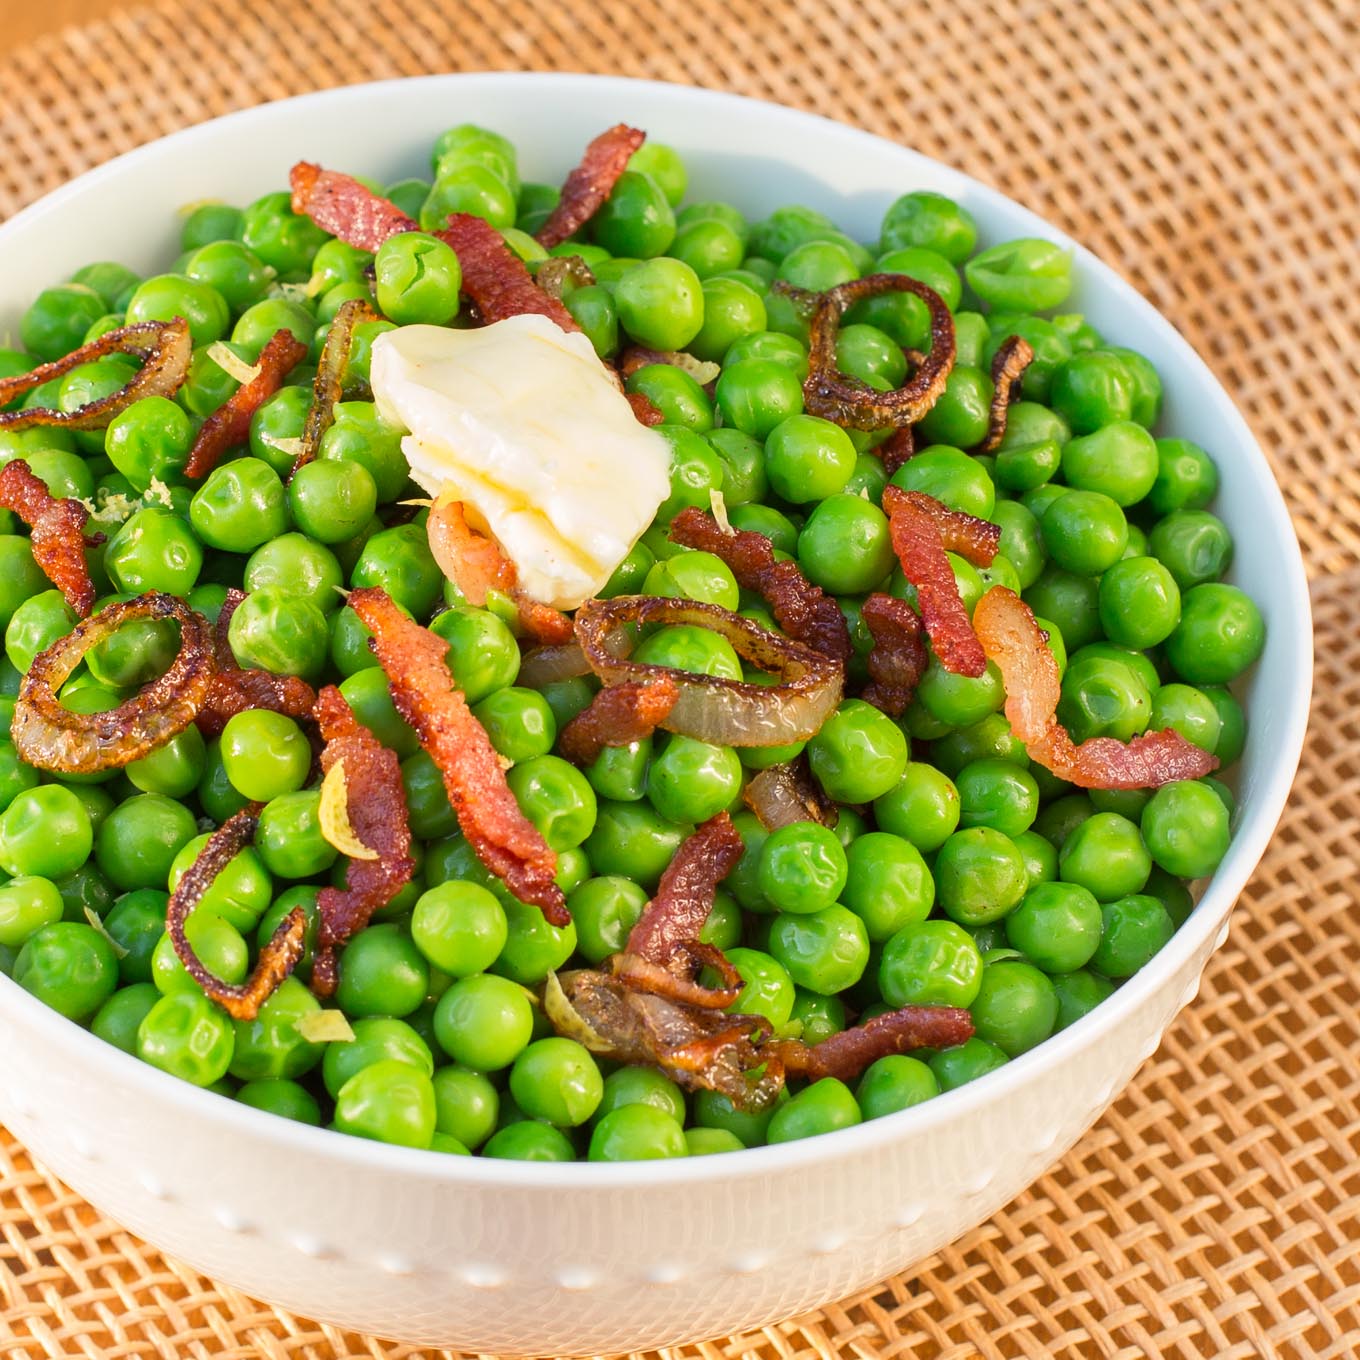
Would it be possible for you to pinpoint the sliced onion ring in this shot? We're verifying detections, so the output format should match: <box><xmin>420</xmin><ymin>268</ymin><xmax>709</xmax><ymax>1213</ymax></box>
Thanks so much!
<box><xmin>743</xmin><ymin>759</ymin><xmax>836</xmax><ymax>831</ymax></box>
<box><xmin>518</xmin><ymin>641</ymin><xmax>591</xmax><ymax>688</ymax></box>
<box><xmin>12</xmin><ymin>592</ymin><xmax>216</xmax><ymax>774</ymax></box>
<box><xmin>0</xmin><ymin>320</ymin><xmax>191</xmax><ymax>432</ymax></box>
<box><xmin>167</xmin><ymin>805</ymin><xmax>305</xmax><ymax>1020</ymax></box>
<box><xmin>780</xmin><ymin>273</ymin><xmax>956</xmax><ymax>430</ymax></box>
<box><xmin>573</xmin><ymin>595</ymin><xmax>843</xmax><ymax>747</ymax></box>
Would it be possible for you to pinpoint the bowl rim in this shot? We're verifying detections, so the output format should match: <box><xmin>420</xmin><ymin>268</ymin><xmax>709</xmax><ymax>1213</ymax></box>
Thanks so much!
<box><xmin>0</xmin><ymin>70</ymin><xmax>1314</xmax><ymax>1189</ymax></box>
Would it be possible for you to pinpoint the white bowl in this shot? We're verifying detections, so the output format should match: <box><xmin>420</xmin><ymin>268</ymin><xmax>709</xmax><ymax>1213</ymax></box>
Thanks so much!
<box><xmin>0</xmin><ymin>73</ymin><xmax>1311</xmax><ymax>1354</ymax></box>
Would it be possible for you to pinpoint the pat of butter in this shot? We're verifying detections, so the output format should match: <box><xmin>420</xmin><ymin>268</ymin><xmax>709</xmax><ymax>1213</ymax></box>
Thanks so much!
<box><xmin>369</xmin><ymin>316</ymin><xmax>672</xmax><ymax>610</ymax></box>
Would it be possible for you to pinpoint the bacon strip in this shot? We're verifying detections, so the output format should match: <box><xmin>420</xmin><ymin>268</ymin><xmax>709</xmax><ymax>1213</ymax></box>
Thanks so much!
<box><xmin>289</xmin><ymin>161</ymin><xmax>418</xmax><ymax>250</ymax></box>
<box><xmin>972</xmin><ymin>335</ymin><xmax>1034</xmax><ymax>454</ymax></box>
<box><xmin>348</xmin><ymin>586</ymin><xmax>566</xmax><ymax>923</ymax></box>
<box><xmin>558</xmin><ymin>676</ymin><xmax>679</xmax><ymax>766</ymax></box>
<box><xmin>0</xmin><ymin>459</ymin><xmax>104</xmax><ymax>616</ymax></box>
<box><xmin>535</xmin><ymin>123</ymin><xmax>646</xmax><ymax>249</ymax></box>
<box><xmin>184</xmin><ymin>329</ymin><xmax>307</xmax><ymax>479</ymax></box>
<box><xmin>166</xmin><ymin>806</ymin><xmax>306</xmax><ymax>1020</ymax></box>
<box><xmin>626</xmin><ymin>391</ymin><xmax>665</xmax><ymax>425</ymax></box>
<box><xmin>424</xmin><ymin>496</ymin><xmax>573</xmax><ymax>645</ymax></box>
<box><xmin>196</xmin><ymin>589</ymin><xmax>317</xmax><ymax>738</ymax></box>
<box><xmin>668</xmin><ymin>507</ymin><xmax>852</xmax><ymax>663</ymax></box>
<box><xmin>860</xmin><ymin>591</ymin><xmax>929</xmax><ymax>716</ymax></box>
<box><xmin>435</xmin><ymin>212</ymin><xmax>580</xmax><ymax>332</ymax></box>
<box><xmin>310</xmin><ymin>685</ymin><xmax>415</xmax><ymax>997</ymax></box>
<box><xmin>878</xmin><ymin>425</ymin><xmax>915</xmax><ymax>475</ymax></box>
<box><xmin>773</xmin><ymin>1004</ymin><xmax>975</xmax><ymax>1082</ymax></box>
<box><xmin>625</xmin><ymin>812</ymin><xmax>745</xmax><ymax>968</ymax></box>
<box><xmin>882</xmin><ymin>485</ymin><xmax>986</xmax><ymax>677</ymax></box>
<box><xmin>974</xmin><ymin>585</ymin><xmax>1219</xmax><ymax>789</ymax></box>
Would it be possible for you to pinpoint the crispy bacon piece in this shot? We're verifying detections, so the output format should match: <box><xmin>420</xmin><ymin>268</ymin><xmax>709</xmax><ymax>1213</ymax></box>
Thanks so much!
<box><xmin>184</xmin><ymin>329</ymin><xmax>307</xmax><ymax>478</ymax></box>
<box><xmin>0</xmin><ymin>459</ymin><xmax>104</xmax><ymax>616</ymax></box>
<box><xmin>558</xmin><ymin>676</ymin><xmax>679</xmax><ymax>766</ymax></box>
<box><xmin>436</xmin><ymin>212</ymin><xmax>580</xmax><ymax>333</ymax></box>
<box><xmin>424</xmin><ymin>496</ymin><xmax>573</xmax><ymax>645</ymax></box>
<box><xmin>550</xmin><ymin>968</ymin><xmax>784</xmax><ymax>1108</ymax></box>
<box><xmin>625</xmin><ymin>812</ymin><xmax>745</xmax><ymax>970</ymax></box>
<box><xmin>860</xmin><ymin>591</ymin><xmax>929</xmax><ymax>716</ymax></box>
<box><xmin>348</xmin><ymin>586</ymin><xmax>566</xmax><ymax>923</ymax></box>
<box><xmin>742</xmin><ymin>758</ymin><xmax>836</xmax><ymax>831</ymax></box>
<box><xmin>289</xmin><ymin>161</ymin><xmax>418</xmax><ymax>250</ymax></box>
<box><xmin>535</xmin><ymin>124</ymin><xmax>646</xmax><ymax>249</ymax></box>
<box><xmin>290</xmin><ymin>297</ymin><xmax>378</xmax><ymax>479</ymax></box>
<box><xmin>167</xmin><ymin>806</ymin><xmax>306</xmax><ymax>1020</ymax></box>
<box><xmin>0</xmin><ymin>319</ymin><xmax>191</xmax><ymax>432</ymax></box>
<box><xmin>878</xmin><ymin>425</ymin><xmax>915</xmax><ymax>475</ymax></box>
<box><xmin>196</xmin><ymin>589</ymin><xmax>317</xmax><ymax>738</ymax></box>
<box><xmin>13</xmin><ymin>593</ymin><xmax>216</xmax><ymax>773</ymax></box>
<box><xmin>626</xmin><ymin>390</ymin><xmax>665</xmax><ymax>425</ymax></box>
<box><xmin>310</xmin><ymin>685</ymin><xmax>415</xmax><ymax>997</ymax></box>
<box><xmin>972</xmin><ymin>335</ymin><xmax>1034</xmax><ymax>454</ymax></box>
<box><xmin>773</xmin><ymin>1004</ymin><xmax>975</xmax><ymax>1082</ymax></box>
<box><xmin>904</xmin><ymin>490</ymin><xmax>1001</xmax><ymax>567</ymax></box>
<box><xmin>669</xmin><ymin>507</ymin><xmax>851</xmax><ymax>663</ymax></box>
<box><xmin>882</xmin><ymin>486</ymin><xmax>987</xmax><ymax>677</ymax></box>
<box><xmin>974</xmin><ymin>585</ymin><xmax>1219</xmax><ymax>789</ymax></box>
<box><xmin>786</xmin><ymin>273</ymin><xmax>956</xmax><ymax>430</ymax></box>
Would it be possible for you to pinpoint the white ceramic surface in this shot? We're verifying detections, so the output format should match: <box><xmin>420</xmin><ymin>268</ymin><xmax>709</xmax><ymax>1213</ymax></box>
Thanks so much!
<box><xmin>0</xmin><ymin>74</ymin><xmax>1311</xmax><ymax>1355</ymax></box>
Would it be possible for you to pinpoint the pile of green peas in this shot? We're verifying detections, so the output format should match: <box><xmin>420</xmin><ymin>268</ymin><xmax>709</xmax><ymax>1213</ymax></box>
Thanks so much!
<box><xmin>0</xmin><ymin>123</ymin><xmax>1264</xmax><ymax>1161</ymax></box>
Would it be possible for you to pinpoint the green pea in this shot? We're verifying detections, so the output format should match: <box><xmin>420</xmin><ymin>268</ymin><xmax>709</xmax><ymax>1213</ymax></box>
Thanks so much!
<box><xmin>955</xmin><ymin>758</ymin><xmax>1040</xmax><ymax>837</ymax></box>
<box><xmin>929</xmin><ymin>1037</ymin><xmax>1008</xmax><ymax>1091</ymax></box>
<box><xmin>969</xmin><ymin>960</ymin><xmax>1058</xmax><ymax>1056</ymax></box>
<box><xmin>586</xmin><ymin>1104</ymin><xmax>686</xmax><ymax>1160</ymax></box>
<box><xmin>1140</xmin><ymin>779</ymin><xmax>1230</xmax><ymax>879</ymax></box>
<box><xmin>237</xmin><ymin>1078</ymin><xmax>321</xmax><ymax>1125</ymax></box>
<box><xmin>880</xmin><ymin>191</ymin><xmax>977</xmax><ymax>262</ymax></box>
<box><xmin>227</xmin><ymin>587</ymin><xmax>328</xmax><ymax>680</ymax></box>
<box><xmin>183</xmin><ymin>240</ymin><xmax>271</xmax><ymax>313</ymax></box>
<box><xmin>428</xmin><ymin>606</ymin><xmax>520</xmax><ymax>703</ymax></box>
<box><xmin>322</xmin><ymin>1014</ymin><xmax>432</xmax><ymax>1099</ymax></box>
<box><xmin>1202</xmin><ymin>686</ymin><xmax>1246</xmax><ymax>767</ymax></box>
<box><xmin>90</xmin><ymin>981</ymin><xmax>160</xmax><ymax>1055</ymax></box>
<box><xmin>333</xmin><ymin>923</ymin><xmax>429</xmax><ymax>1019</ymax></box>
<box><xmin>317</xmin><ymin>401</ymin><xmax>409</xmax><ymax>503</ymax></box>
<box><xmin>105</xmin><ymin>396</ymin><xmax>193</xmax><ymax>491</ymax></box>
<box><xmin>857</xmin><ymin>1054</ymin><xmax>939</xmax><ymax>1119</ymax></box>
<box><xmin>1023</xmin><ymin>565</ymin><xmax>1102</xmax><ymax>653</ymax></box>
<box><xmin>491</xmin><ymin>896</ymin><xmax>577</xmax><ymax>986</ymax></box>
<box><xmin>22</xmin><ymin>284</ymin><xmax>107</xmax><ymax>361</ymax></box>
<box><xmin>1148</xmin><ymin>438</ymin><xmax>1218</xmax><ymax>516</ymax></box>
<box><xmin>767</xmin><ymin>1077</ymin><xmax>861</xmax><ymax>1143</ymax></box>
<box><xmin>1040</xmin><ymin>489</ymin><xmax>1128</xmax><ymax>576</ymax></box>
<box><xmin>714</xmin><ymin>358</ymin><xmax>804</xmax><ymax>439</ymax></box>
<box><xmin>890</xmin><ymin>444</ymin><xmax>995</xmax><ymax>518</ymax></box>
<box><xmin>1052</xmin><ymin>969</ymin><xmax>1116</xmax><ymax>1031</ymax></box>
<box><xmin>180</xmin><ymin>203</ymin><xmax>243</xmax><ymax>251</ymax></box>
<box><xmin>722</xmin><ymin>947</ymin><xmax>794</xmax><ymax>1028</ymax></box>
<box><xmin>916</xmin><ymin>653</ymin><xmax>1006</xmax><ymax>729</ymax></box>
<box><xmin>433</xmin><ymin>972</ymin><xmax>534</xmax><ymax>1071</ymax></box>
<box><xmin>219</xmin><ymin>709</ymin><xmax>311</xmax><ymax>803</ymax></box>
<box><xmin>1004</xmin><ymin>880</ymin><xmax>1103</xmax><ymax>973</ymax></box>
<box><xmin>255</xmin><ymin>789</ymin><xmax>336</xmax><ymax>880</ymax></box>
<box><xmin>611</xmin><ymin>255</ymin><xmax>703</xmax><ymax>350</ymax></box>
<box><xmin>841</xmin><ymin>832</ymin><xmax>934</xmax><ymax>942</ymax></box>
<box><xmin>872</xmin><ymin>762</ymin><xmax>960</xmax><ymax>853</ymax></box>
<box><xmin>168</xmin><ymin>834</ymin><xmax>270</xmax><ymax>934</ymax></box>
<box><xmin>1061</xmin><ymin>421</ymin><xmax>1158</xmax><ymax>506</ymax></box>
<box><xmin>0</xmin><ymin>785</ymin><xmax>92</xmax><ymax>880</ymax></box>
<box><xmin>915</xmin><ymin>365</ymin><xmax>993</xmax><ymax>449</ymax></box>
<box><xmin>880</xmin><ymin>919</ymin><xmax>982</xmax><ymax>1008</ymax></box>
<box><xmin>136</xmin><ymin>988</ymin><xmax>235</xmax><ymax>1085</ymax></box>
<box><xmin>933</xmin><ymin>827</ymin><xmax>1029</xmax><ymax>926</ymax></box>
<box><xmin>1090</xmin><ymin>893</ymin><xmax>1175</xmax><ymax>978</ymax></box>
<box><xmin>240</xmin><ymin>190</ymin><xmax>328</xmax><ymax>278</ymax></box>
<box><xmin>0</xmin><ymin>875</ymin><xmax>64</xmax><ymax>949</ymax></box>
<box><xmin>1049</xmin><ymin>350</ymin><xmax>1135</xmax><ymax>434</ymax></box>
<box><xmin>226</xmin><ymin>976</ymin><xmax>322</xmax><ymax>1081</ymax></box>
<box><xmin>966</xmin><ymin>238</ymin><xmax>1072</xmax><ymax>311</ymax></box>
<box><xmin>104</xmin><ymin>507</ymin><xmax>202</xmax><ymax>596</ymax></box>
<box><xmin>795</xmin><ymin>494</ymin><xmax>893</xmax><ymax>594</ymax></box>
<box><xmin>1163</xmin><ymin>583</ymin><xmax>1265</xmax><ymax>685</ymax></box>
<box><xmin>1059</xmin><ymin>811</ymin><xmax>1151</xmax><ymax>901</ymax></box>
<box><xmin>189</xmin><ymin>459</ymin><xmax>290</xmax><ymax>553</ymax></box>
<box><xmin>125</xmin><ymin>273</ymin><xmax>229</xmax><ymax>346</ymax></box>
<box><xmin>373</xmin><ymin>231</ymin><xmax>463</xmax><ymax>325</ymax></box>
<box><xmin>333</xmin><ymin>1059</ymin><xmax>436</xmax><ymax>1149</ymax></box>
<box><xmin>807</xmin><ymin>698</ymin><xmax>909</xmax><ymax>803</ymax></box>
<box><xmin>1148</xmin><ymin>509</ymin><xmax>1233</xmax><ymax>592</ymax></box>
<box><xmin>768</xmin><ymin>905</ymin><xmax>869</xmax><ymax>995</ymax></box>
<box><xmin>0</xmin><ymin>538</ymin><xmax>48</xmax><ymax>633</ymax></box>
<box><xmin>126</xmin><ymin>723</ymin><xmax>206</xmax><ymax>798</ymax></box>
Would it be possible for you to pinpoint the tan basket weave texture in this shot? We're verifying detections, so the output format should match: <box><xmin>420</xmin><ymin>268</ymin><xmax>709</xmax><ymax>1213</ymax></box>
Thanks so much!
<box><xmin>1</xmin><ymin>0</ymin><xmax>1357</xmax><ymax>1355</ymax></box>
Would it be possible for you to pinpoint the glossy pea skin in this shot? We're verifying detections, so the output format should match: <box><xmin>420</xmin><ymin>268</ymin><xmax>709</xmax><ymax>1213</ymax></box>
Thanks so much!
<box><xmin>1057</xmin><ymin>655</ymin><xmax>1152</xmax><ymax>744</ymax></box>
<box><xmin>410</xmin><ymin>881</ymin><xmax>507</xmax><ymax>977</ymax></box>
<box><xmin>0</xmin><ymin>538</ymin><xmax>49</xmax><ymax>632</ymax></box>
<box><xmin>136</xmin><ymin>988</ymin><xmax>235</xmax><ymax>1086</ymax></box>
<box><xmin>104</xmin><ymin>508</ymin><xmax>202</xmax><ymax>596</ymax></box>
<box><xmin>930</xmin><ymin>1037</ymin><xmax>1009</xmax><ymax>1091</ymax></box>
<box><xmin>190</xmin><ymin>459</ymin><xmax>290</xmax><ymax>553</ymax></box>
<box><xmin>227</xmin><ymin>587</ymin><xmax>328</xmax><ymax>681</ymax></box>
<box><xmin>255</xmin><ymin>790</ymin><xmax>335</xmax><ymax>880</ymax></box>
<box><xmin>91</xmin><ymin>982</ymin><xmax>160</xmax><ymax>1055</ymax></box>
<box><xmin>484</xmin><ymin>1121</ymin><xmax>576</xmax><ymax>1162</ymax></box>
<box><xmin>916</xmin><ymin>365</ymin><xmax>993</xmax><ymax>449</ymax></box>
<box><xmin>1052</xmin><ymin>969</ymin><xmax>1117</xmax><ymax>1030</ymax></box>
<box><xmin>613</xmin><ymin>256</ymin><xmax>702</xmax><ymax>350</ymax></box>
<box><xmin>1140</xmin><ymin>780</ymin><xmax>1230</xmax><ymax>879</ymax></box>
<box><xmin>125</xmin><ymin>273</ymin><xmax>230</xmax><ymax>346</ymax></box>
<box><xmin>167</xmin><ymin>834</ymin><xmax>271</xmax><ymax>933</ymax></box>
<box><xmin>333</xmin><ymin>1059</ymin><xmax>437</xmax><ymax>1149</ymax></box>
<box><xmin>1004</xmin><ymin>880</ymin><xmax>1104</xmax><ymax>973</ymax></box>
<box><xmin>96</xmin><ymin>795</ymin><xmax>197</xmax><ymax>898</ymax></box>
<box><xmin>334</xmin><ymin>923</ymin><xmax>429</xmax><ymax>1019</ymax></box>
<box><xmin>934</xmin><ymin>827</ymin><xmax>1029</xmax><ymax>926</ymax></box>
<box><xmin>1049</xmin><ymin>350</ymin><xmax>1134</xmax><ymax>434</ymax></box>
<box><xmin>1059</xmin><ymin>812</ymin><xmax>1152</xmax><ymax>901</ymax></box>
<box><xmin>880</xmin><ymin>191</ymin><xmax>977</xmax><ymax>261</ymax></box>
<box><xmin>723</xmin><ymin>947</ymin><xmax>795</xmax><ymax>1029</ymax></box>
<box><xmin>506</xmin><ymin>755</ymin><xmax>597</xmax><ymax>851</ymax></box>
<box><xmin>1202</xmin><ymin>686</ymin><xmax>1247</xmax><ymax>767</ymax></box>
<box><xmin>317</xmin><ymin>401</ymin><xmax>409</xmax><ymax>503</ymax></box>
<box><xmin>322</xmin><ymin>1015</ymin><xmax>433</xmax><ymax>1099</ymax></box>
<box><xmin>434</xmin><ymin>973</ymin><xmax>535</xmax><ymax>1072</ymax></box>
<box><xmin>105</xmin><ymin>396</ymin><xmax>193</xmax><ymax>491</ymax></box>
<box><xmin>1061</xmin><ymin>421</ymin><xmax>1159</xmax><ymax>506</ymax></box>
<box><xmin>955</xmin><ymin>758</ymin><xmax>1041</xmax><ymax>838</ymax></box>
<box><xmin>237</xmin><ymin>1078</ymin><xmax>322</xmax><ymax>1126</ymax></box>
<box><xmin>1090</xmin><ymin>894</ymin><xmax>1176</xmax><ymax>978</ymax></box>
<box><xmin>1148</xmin><ymin>509</ymin><xmax>1234</xmax><ymax>592</ymax></box>
<box><xmin>626</xmin><ymin>364</ymin><xmax>713</xmax><ymax>432</ymax></box>
<box><xmin>492</xmin><ymin>897</ymin><xmax>578</xmax><ymax>986</ymax></box>
<box><xmin>431</xmin><ymin>1066</ymin><xmax>499</xmax><ymax>1149</ymax></box>
<box><xmin>0</xmin><ymin>785</ymin><xmax>92</xmax><ymax>880</ymax></box>
<box><xmin>797</xmin><ymin>494</ymin><xmax>894</xmax><ymax>594</ymax></box>
<box><xmin>219</xmin><ymin>709</ymin><xmax>311</xmax><ymax>803</ymax></box>
<box><xmin>240</xmin><ymin>191</ymin><xmax>328</xmax><ymax>278</ymax></box>
<box><xmin>22</xmin><ymin>284</ymin><xmax>110</xmax><ymax>361</ymax></box>
<box><xmin>228</xmin><ymin>976</ymin><xmax>322</xmax><ymax>1082</ymax></box>
<box><xmin>0</xmin><ymin>875</ymin><xmax>64</xmax><ymax>949</ymax></box>
<box><xmin>1163</xmin><ymin>583</ymin><xmax>1265</xmax><ymax>685</ymax></box>
<box><xmin>970</xmin><ymin>960</ymin><xmax>1059</xmax><ymax>1056</ymax></box>
<box><xmin>287</xmin><ymin>459</ymin><xmax>377</xmax><ymax>544</ymax></box>
<box><xmin>857</xmin><ymin>1054</ymin><xmax>940</xmax><ymax>1118</ymax></box>
<box><xmin>842</xmin><ymin>832</ymin><xmax>934</xmax><ymax>942</ymax></box>
<box><xmin>714</xmin><ymin>359</ymin><xmax>804</xmax><ymax>439</ymax></box>
<box><xmin>768</xmin><ymin>904</ymin><xmax>869</xmax><ymax>995</ymax></box>
<box><xmin>644</xmin><ymin>735</ymin><xmax>742</xmax><ymax>825</ymax></box>
<box><xmin>1041</xmin><ymin>490</ymin><xmax>1128</xmax><ymax>576</ymax></box>
<box><xmin>644</xmin><ymin>550</ymin><xmax>740</xmax><ymax>610</ymax></box>
<box><xmin>1023</xmin><ymin>565</ymin><xmax>1102</xmax><ymax>653</ymax></box>
<box><xmin>689</xmin><ymin>277</ymin><xmax>767</xmax><ymax>362</ymax></box>
<box><xmin>374</xmin><ymin>232</ymin><xmax>463</xmax><ymax>325</ymax></box>
<box><xmin>1148</xmin><ymin>438</ymin><xmax>1218</xmax><ymax>516</ymax></box>
<box><xmin>589</xmin><ymin>1104</ymin><xmax>688</xmax><ymax>1161</ymax></box>
<box><xmin>568</xmin><ymin>876</ymin><xmax>648</xmax><ymax>964</ymax></box>
<box><xmin>880</xmin><ymin>919</ymin><xmax>983</xmax><ymax>1008</ymax></box>
<box><xmin>756</xmin><ymin>822</ymin><xmax>848</xmax><ymax>916</ymax></box>
<box><xmin>873</xmin><ymin>762</ymin><xmax>960</xmax><ymax>853</ymax></box>
<box><xmin>807</xmin><ymin>699</ymin><xmax>909</xmax><ymax>804</ymax></box>
<box><xmin>767</xmin><ymin>1077</ymin><xmax>861</xmax><ymax>1144</ymax></box>
<box><xmin>510</xmin><ymin>1038</ymin><xmax>604</xmax><ymax>1127</ymax></box>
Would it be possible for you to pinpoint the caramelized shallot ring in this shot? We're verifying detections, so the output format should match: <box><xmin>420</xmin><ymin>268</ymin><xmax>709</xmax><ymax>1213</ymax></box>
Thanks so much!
<box><xmin>609</xmin><ymin>953</ymin><xmax>742</xmax><ymax>1010</ymax></box>
<box><xmin>0</xmin><ymin>319</ymin><xmax>192</xmax><ymax>431</ymax></box>
<box><xmin>12</xmin><ymin>593</ymin><xmax>216</xmax><ymax>774</ymax></box>
<box><xmin>573</xmin><ymin>595</ymin><xmax>843</xmax><ymax>748</ymax></box>
<box><xmin>742</xmin><ymin>758</ymin><xmax>836</xmax><ymax>831</ymax></box>
<box><xmin>290</xmin><ymin>297</ymin><xmax>377</xmax><ymax>479</ymax></box>
<box><xmin>167</xmin><ymin>806</ymin><xmax>305</xmax><ymax>1020</ymax></box>
<box><xmin>971</xmin><ymin>334</ymin><xmax>1034</xmax><ymax>454</ymax></box>
<box><xmin>790</xmin><ymin>273</ymin><xmax>956</xmax><ymax>429</ymax></box>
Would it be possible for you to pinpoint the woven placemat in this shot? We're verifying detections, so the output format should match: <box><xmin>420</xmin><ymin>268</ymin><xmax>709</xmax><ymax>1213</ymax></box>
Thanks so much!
<box><xmin>1</xmin><ymin>1</ymin><xmax>1357</xmax><ymax>1355</ymax></box>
